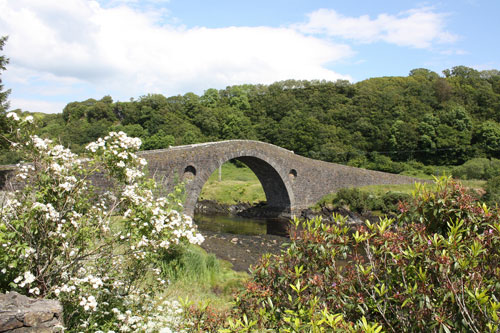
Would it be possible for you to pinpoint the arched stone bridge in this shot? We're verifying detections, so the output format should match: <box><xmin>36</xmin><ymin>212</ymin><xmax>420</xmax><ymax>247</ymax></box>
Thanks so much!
<box><xmin>140</xmin><ymin>140</ymin><xmax>419</xmax><ymax>217</ymax></box>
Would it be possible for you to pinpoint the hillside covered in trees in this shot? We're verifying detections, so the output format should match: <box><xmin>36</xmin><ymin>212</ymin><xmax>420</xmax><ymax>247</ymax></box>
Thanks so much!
<box><xmin>4</xmin><ymin>66</ymin><xmax>500</xmax><ymax>172</ymax></box>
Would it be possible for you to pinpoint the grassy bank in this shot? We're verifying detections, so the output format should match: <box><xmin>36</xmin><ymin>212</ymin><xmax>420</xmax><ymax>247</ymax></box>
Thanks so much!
<box><xmin>159</xmin><ymin>244</ymin><xmax>248</xmax><ymax>310</ymax></box>
<box><xmin>199</xmin><ymin>162</ymin><xmax>265</xmax><ymax>204</ymax></box>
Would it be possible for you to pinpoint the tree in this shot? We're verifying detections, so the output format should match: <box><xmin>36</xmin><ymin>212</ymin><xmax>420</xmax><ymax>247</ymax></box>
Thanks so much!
<box><xmin>0</xmin><ymin>36</ymin><xmax>12</xmax><ymax>156</ymax></box>
<box><xmin>0</xmin><ymin>36</ymin><xmax>9</xmax><ymax>113</ymax></box>
<box><xmin>142</xmin><ymin>129</ymin><xmax>175</xmax><ymax>150</ymax></box>
<box><xmin>474</xmin><ymin>120</ymin><xmax>500</xmax><ymax>157</ymax></box>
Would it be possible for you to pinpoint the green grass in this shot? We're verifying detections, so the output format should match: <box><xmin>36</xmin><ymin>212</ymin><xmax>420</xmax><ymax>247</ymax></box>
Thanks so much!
<box><xmin>313</xmin><ymin>178</ymin><xmax>487</xmax><ymax>211</ymax></box>
<box><xmin>199</xmin><ymin>162</ymin><xmax>265</xmax><ymax>204</ymax></box>
<box><xmin>359</xmin><ymin>179</ymin><xmax>485</xmax><ymax>195</ymax></box>
<box><xmin>110</xmin><ymin>216</ymin><xmax>248</xmax><ymax>309</ymax></box>
<box><xmin>158</xmin><ymin>244</ymin><xmax>248</xmax><ymax>309</ymax></box>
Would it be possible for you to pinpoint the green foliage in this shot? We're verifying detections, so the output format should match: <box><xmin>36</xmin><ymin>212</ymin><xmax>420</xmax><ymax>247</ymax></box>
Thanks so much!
<box><xmin>0</xmin><ymin>36</ymin><xmax>12</xmax><ymax>153</ymax></box>
<box><xmin>6</xmin><ymin>66</ymin><xmax>500</xmax><ymax>173</ymax></box>
<box><xmin>317</xmin><ymin>187</ymin><xmax>410</xmax><ymax>215</ymax></box>
<box><xmin>474</xmin><ymin>121</ymin><xmax>500</xmax><ymax>157</ymax></box>
<box><xmin>191</xmin><ymin>177</ymin><xmax>500</xmax><ymax>332</ymax></box>
<box><xmin>157</xmin><ymin>243</ymin><xmax>249</xmax><ymax>307</ymax></box>
<box><xmin>452</xmin><ymin>158</ymin><xmax>500</xmax><ymax>180</ymax></box>
<box><xmin>142</xmin><ymin>129</ymin><xmax>175</xmax><ymax>150</ymax></box>
<box><xmin>0</xmin><ymin>36</ymin><xmax>9</xmax><ymax>112</ymax></box>
<box><xmin>159</xmin><ymin>244</ymin><xmax>220</xmax><ymax>283</ymax></box>
<box><xmin>399</xmin><ymin>177</ymin><xmax>485</xmax><ymax>234</ymax></box>
<box><xmin>484</xmin><ymin>176</ymin><xmax>500</xmax><ymax>206</ymax></box>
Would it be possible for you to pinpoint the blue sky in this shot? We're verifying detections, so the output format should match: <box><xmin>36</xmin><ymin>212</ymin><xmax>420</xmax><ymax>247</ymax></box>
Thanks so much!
<box><xmin>0</xmin><ymin>0</ymin><xmax>499</xmax><ymax>113</ymax></box>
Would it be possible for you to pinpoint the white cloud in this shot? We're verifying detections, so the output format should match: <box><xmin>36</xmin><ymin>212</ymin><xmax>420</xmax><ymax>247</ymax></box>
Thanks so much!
<box><xmin>0</xmin><ymin>1</ymin><xmax>461</xmax><ymax>114</ymax></box>
<box><xmin>439</xmin><ymin>49</ymin><xmax>467</xmax><ymax>56</ymax></box>
<box><xmin>296</xmin><ymin>7</ymin><xmax>458</xmax><ymax>49</ymax></box>
<box><xmin>0</xmin><ymin>0</ymin><xmax>352</xmax><ymax>112</ymax></box>
<box><xmin>9</xmin><ymin>97</ymin><xmax>67</xmax><ymax>114</ymax></box>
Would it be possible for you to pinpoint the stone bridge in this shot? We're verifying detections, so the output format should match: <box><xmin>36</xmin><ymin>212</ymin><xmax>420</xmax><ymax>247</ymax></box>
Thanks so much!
<box><xmin>140</xmin><ymin>140</ymin><xmax>419</xmax><ymax>217</ymax></box>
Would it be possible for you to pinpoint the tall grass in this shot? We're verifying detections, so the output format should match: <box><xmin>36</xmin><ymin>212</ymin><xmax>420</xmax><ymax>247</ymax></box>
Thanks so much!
<box><xmin>158</xmin><ymin>244</ymin><xmax>248</xmax><ymax>308</ymax></box>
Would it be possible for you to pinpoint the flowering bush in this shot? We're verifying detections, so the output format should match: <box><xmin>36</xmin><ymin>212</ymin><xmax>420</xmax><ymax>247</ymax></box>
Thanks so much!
<box><xmin>191</xmin><ymin>177</ymin><xmax>500</xmax><ymax>332</ymax></box>
<box><xmin>0</xmin><ymin>114</ymin><xmax>203</xmax><ymax>331</ymax></box>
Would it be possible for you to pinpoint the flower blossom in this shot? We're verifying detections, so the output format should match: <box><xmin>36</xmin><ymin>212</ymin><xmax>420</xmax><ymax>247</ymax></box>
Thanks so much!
<box><xmin>6</xmin><ymin>112</ymin><xmax>19</xmax><ymax>121</ymax></box>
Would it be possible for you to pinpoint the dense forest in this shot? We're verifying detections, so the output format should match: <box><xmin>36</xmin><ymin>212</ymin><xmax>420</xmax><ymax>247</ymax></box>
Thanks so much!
<box><xmin>3</xmin><ymin>66</ymin><xmax>500</xmax><ymax>174</ymax></box>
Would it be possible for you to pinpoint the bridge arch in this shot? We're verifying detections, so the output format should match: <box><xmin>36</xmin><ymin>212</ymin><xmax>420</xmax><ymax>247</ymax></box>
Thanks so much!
<box><xmin>135</xmin><ymin>139</ymin><xmax>420</xmax><ymax>218</ymax></box>
<box><xmin>182</xmin><ymin>151</ymin><xmax>296</xmax><ymax>217</ymax></box>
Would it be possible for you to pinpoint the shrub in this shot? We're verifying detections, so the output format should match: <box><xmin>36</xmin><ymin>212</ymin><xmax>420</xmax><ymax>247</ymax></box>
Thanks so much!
<box><xmin>333</xmin><ymin>187</ymin><xmax>370</xmax><ymax>213</ymax></box>
<box><xmin>331</xmin><ymin>188</ymin><xmax>410</xmax><ymax>215</ymax></box>
<box><xmin>195</xmin><ymin>177</ymin><xmax>500</xmax><ymax>332</ymax></box>
<box><xmin>380</xmin><ymin>191</ymin><xmax>411</xmax><ymax>213</ymax></box>
<box><xmin>158</xmin><ymin>244</ymin><xmax>220</xmax><ymax>284</ymax></box>
<box><xmin>452</xmin><ymin>157</ymin><xmax>500</xmax><ymax>180</ymax></box>
<box><xmin>484</xmin><ymin>175</ymin><xmax>500</xmax><ymax>206</ymax></box>
<box><xmin>399</xmin><ymin>177</ymin><xmax>484</xmax><ymax>234</ymax></box>
<box><xmin>0</xmin><ymin>114</ymin><xmax>204</xmax><ymax>331</ymax></box>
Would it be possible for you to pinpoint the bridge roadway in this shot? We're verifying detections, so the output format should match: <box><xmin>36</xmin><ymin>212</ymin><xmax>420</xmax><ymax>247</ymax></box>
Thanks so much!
<box><xmin>139</xmin><ymin>140</ymin><xmax>419</xmax><ymax>217</ymax></box>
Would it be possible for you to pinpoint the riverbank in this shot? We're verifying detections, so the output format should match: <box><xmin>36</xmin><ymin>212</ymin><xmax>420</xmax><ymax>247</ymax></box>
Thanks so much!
<box><xmin>198</xmin><ymin>230</ymin><xmax>287</xmax><ymax>272</ymax></box>
<box><xmin>195</xmin><ymin>199</ymin><xmax>376</xmax><ymax>225</ymax></box>
<box><xmin>194</xmin><ymin>199</ymin><xmax>380</xmax><ymax>272</ymax></box>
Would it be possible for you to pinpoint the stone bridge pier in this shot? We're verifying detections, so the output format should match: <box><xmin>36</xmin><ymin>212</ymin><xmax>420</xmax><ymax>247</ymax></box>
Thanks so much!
<box><xmin>140</xmin><ymin>140</ymin><xmax>419</xmax><ymax>217</ymax></box>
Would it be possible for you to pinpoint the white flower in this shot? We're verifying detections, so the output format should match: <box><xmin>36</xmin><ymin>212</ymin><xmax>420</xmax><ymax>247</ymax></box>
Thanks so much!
<box><xmin>29</xmin><ymin>287</ymin><xmax>40</xmax><ymax>295</ymax></box>
<box><xmin>24</xmin><ymin>115</ymin><xmax>34</xmax><ymax>123</ymax></box>
<box><xmin>31</xmin><ymin>135</ymin><xmax>51</xmax><ymax>150</ymax></box>
<box><xmin>23</xmin><ymin>271</ymin><xmax>36</xmax><ymax>284</ymax></box>
<box><xmin>87</xmin><ymin>295</ymin><xmax>98</xmax><ymax>311</ymax></box>
<box><xmin>7</xmin><ymin>112</ymin><xmax>19</xmax><ymax>121</ymax></box>
<box><xmin>24</xmin><ymin>247</ymin><xmax>35</xmax><ymax>258</ymax></box>
<box><xmin>19</xmin><ymin>271</ymin><xmax>36</xmax><ymax>287</ymax></box>
<box><xmin>86</xmin><ymin>142</ymin><xmax>99</xmax><ymax>152</ymax></box>
<box><xmin>59</xmin><ymin>182</ymin><xmax>74</xmax><ymax>191</ymax></box>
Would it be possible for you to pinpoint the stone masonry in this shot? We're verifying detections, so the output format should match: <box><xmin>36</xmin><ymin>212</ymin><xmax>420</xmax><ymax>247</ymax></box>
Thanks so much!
<box><xmin>0</xmin><ymin>292</ymin><xmax>63</xmax><ymax>332</ymax></box>
<box><xmin>139</xmin><ymin>140</ymin><xmax>421</xmax><ymax>217</ymax></box>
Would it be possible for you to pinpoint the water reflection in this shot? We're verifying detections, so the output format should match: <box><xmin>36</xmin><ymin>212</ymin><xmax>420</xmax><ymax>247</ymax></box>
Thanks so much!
<box><xmin>194</xmin><ymin>214</ymin><xmax>290</xmax><ymax>237</ymax></box>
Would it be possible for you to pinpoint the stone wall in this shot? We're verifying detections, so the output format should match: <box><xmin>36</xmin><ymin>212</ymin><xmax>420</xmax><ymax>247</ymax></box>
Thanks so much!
<box><xmin>0</xmin><ymin>292</ymin><xmax>63</xmax><ymax>332</ymax></box>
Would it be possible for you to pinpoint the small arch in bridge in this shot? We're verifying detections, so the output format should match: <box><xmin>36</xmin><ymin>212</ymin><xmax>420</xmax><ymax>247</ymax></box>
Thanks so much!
<box><xmin>183</xmin><ymin>165</ymin><xmax>197</xmax><ymax>180</ymax></box>
<box><xmin>288</xmin><ymin>169</ymin><xmax>297</xmax><ymax>181</ymax></box>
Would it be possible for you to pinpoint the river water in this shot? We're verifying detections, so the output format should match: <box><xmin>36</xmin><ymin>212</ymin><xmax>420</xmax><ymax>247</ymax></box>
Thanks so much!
<box><xmin>193</xmin><ymin>214</ymin><xmax>290</xmax><ymax>271</ymax></box>
<box><xmin>194</xmin><ymin>214</ymin><xmax>290</xmax><ymax>237</ymax></box>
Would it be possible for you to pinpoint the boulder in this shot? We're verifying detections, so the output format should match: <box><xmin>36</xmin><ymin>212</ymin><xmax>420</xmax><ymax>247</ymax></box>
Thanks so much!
<box><xmin>0</xmin><ymin>292</ymin><xmax>63</xmax><ymax>332</ymax></box>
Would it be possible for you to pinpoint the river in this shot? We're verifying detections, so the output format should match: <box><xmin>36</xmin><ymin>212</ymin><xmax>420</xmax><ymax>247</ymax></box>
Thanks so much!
<box><xmin>193</xmin><ymin>214</ymin><xmax>291</xmax><ymax>271</ymax></box>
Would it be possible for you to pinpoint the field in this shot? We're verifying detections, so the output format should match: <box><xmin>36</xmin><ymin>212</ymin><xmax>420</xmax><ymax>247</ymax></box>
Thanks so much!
<box><xmin>199</xmin><ymin>162</ymin><xmax>265</xmax><ymax>204</ymax></box>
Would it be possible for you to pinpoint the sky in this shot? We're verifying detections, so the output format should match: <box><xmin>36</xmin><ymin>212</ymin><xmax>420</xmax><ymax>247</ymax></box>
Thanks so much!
<box><xmin>0</xmin><ymin>0</ymin><xmax>499</xmax><ymax>114</ymax></box>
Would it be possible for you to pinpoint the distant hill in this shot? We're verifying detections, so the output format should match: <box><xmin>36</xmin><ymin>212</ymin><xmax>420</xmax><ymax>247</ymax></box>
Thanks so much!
<box><xmin>5</xmin><ymin>66</ymin><xmax>500</xmax><ymax>172</ymax></box>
